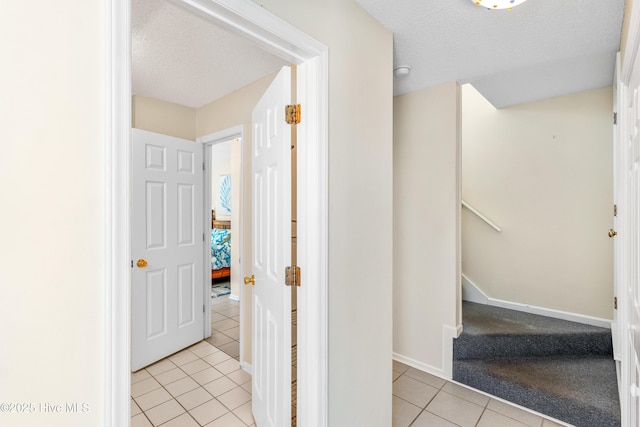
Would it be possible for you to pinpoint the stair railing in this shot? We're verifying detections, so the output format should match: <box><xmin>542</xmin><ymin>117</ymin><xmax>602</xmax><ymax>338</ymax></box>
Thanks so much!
<box><xmin>461</xmin><ymin>200</ymin><xmax>502</xmax><ymax>232</ymax></box>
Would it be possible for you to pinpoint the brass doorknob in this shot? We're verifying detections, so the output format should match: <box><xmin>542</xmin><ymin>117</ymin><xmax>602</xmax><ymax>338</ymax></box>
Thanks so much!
<box><xmin>244</xmin><ymin>275</ymin><xmax>255</xmax><ymax>285</ymax></box>
<box><xmin>608</xmin><ymin>229</ymin><xmax>618</xmax><ymax>238</ymax></box>
<box><xmin>136</xmin><ymin>259</ymin><xmax>148</xmax><ymax>268</ymax></box>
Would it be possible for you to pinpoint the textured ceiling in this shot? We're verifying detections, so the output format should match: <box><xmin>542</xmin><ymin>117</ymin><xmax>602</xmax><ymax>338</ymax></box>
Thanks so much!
<box><xmin>356</xmin><ymin>0</ymin><xmax>625</xmax><ymax>107</ymax></box>
<box><xmin>133</xmin><ymin>0</ymin><xmax>625</xmax><ymax>109</ymax></box>
<box><xmin>132</xmin><ymin>0</ymin><xmax>287</xmax><ymax>108</ymax></box>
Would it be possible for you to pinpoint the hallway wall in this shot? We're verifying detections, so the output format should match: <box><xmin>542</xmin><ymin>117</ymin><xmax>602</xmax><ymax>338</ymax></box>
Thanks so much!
<box><xmin>393</xmin><ymin>81</ymin><xmax>462</xmax><ymax>377</ymax></box>
<box><xmin>462</xmin><ymin>85</ymin><xmax>614</xmax><ymax>320</ymax></box>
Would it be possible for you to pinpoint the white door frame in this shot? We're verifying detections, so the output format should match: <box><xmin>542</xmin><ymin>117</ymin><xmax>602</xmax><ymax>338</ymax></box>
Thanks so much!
<box><xmin>198</xmin><ymin>126</ymin><xmax>245</xmax><ymax>360</ymax></box>
<box><xmin>616</xmin><ymin>1</ymin><xmax>640</xmax><ymax>425</ymax></box>
<box><xmin>104</xmin><ymin>1</ymin><xmax>329</xmax><ymax>426</ymax></box>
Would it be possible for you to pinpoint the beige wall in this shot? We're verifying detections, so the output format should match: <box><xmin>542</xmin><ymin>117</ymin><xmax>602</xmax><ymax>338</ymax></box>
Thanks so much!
<box><xmin>393</xmin><ymin>82</ymin><xmax>461</xmax><ymax>374</ymax></box>
<box><xmin>462</xmin><ymin>85</ymin><xmax>614</xmax><ymax>319</ymax></box>
<box><xmin>3</xmin><ymin>0</ymin><xmax>392</xmax><ymax>425</ymax></box>
<box><xmin>0</xmin><ymin>2</ymin><xmax>105</xmax><ymax>426</ymax></box>
<box><xmin>132</xmin><ymin>95</ymin><xmax>196</xmax><ymax>141</ymax></box>
<box><xmin>253</xmin><ymin>2</ymin><xmax>394</xmax><ymax>424</ymax></box>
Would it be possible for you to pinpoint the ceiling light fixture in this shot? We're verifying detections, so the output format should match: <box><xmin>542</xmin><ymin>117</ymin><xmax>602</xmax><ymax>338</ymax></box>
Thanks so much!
<box><xmin>394</xmin><ymin>65</ymin><xmax>412</xmax><ymax>78</ymax></box>
<box><xmin>470</xmin><ymin>0</ymin><xmax>528</xmax><ymax>10</ymax></box>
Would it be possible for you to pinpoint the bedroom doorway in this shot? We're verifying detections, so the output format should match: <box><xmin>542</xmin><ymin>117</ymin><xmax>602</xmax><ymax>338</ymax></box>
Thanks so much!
<box><xmin>107</xmin><ymin>0</ymin><xmax>329</xmax><ymax>424</ymax></box>
<box><xmin>200</xmin><ymin>129</ymin><xmax>245</xmax><ymax>361</ymax></box>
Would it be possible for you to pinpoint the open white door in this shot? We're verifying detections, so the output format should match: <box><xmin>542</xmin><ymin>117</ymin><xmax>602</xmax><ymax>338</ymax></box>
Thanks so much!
<box><xmin>251</xmin><ymin>66</ymin><xmax>293</xmax><ymax>427</ymax></box>
<box><xmin>617</xmin><ymin>49</ymin><xmax>640</xmax><ymax>425</ymax></box>
<box><xmin>131</xmin><ymin>128</ymin><xmax>205</xmax><ymax>371</ymax></box>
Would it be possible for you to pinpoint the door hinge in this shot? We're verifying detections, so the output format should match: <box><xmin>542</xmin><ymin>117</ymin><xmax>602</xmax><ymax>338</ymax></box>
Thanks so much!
<box><xmin>285</xmin><ymin>104</ymin><xmax>301</xmax><ymax>125</ymax></box>
<box><xmin>131</xmin><ymin>260</ymin><xmax>133</xmax><ymax>268</ymax></box>
<box><xmin>614</xmin><ymin>296</ymin><xmax>618</xmax><ymax>310</ymax></box>
<box><xmin>203</xmin><ymin>162</ymin><xmax>205</xmax><ymax>171</ymax></box>
<box><xmin>613</xmin><ymin>204</ymin><xmax>618</xmax><ymax>217</ymax></box>
<box><xmin>285</xmin><ymin>265</ymin><xmax>301</xmax><ymax>287</ymax></box>
<box><xmin>203</xmin><ymin>304</ymin><xmax>205</xmax><ymax>313</ymax></box>
<box><xmin>613</xmin><ymin>112</ymin><xmax>617</xmax><ymax>125</ymax></box>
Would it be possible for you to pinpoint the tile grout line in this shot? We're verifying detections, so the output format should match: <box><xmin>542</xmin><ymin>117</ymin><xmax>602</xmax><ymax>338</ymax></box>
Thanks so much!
<box><xmin>133</xmin><ymin>341</ymin><xmax>252</xmax><ymax>426</ymax></box>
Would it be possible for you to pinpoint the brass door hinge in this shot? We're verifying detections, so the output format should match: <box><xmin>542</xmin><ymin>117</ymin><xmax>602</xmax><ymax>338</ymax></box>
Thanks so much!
<box><xmin>614</xmin><ymin>297</ymin><xmax>618</xmax><ymax>310</ymax></box>
<box><xmin>614</xmin><ymin>204</ymin><xmax>618</xmax><ymax>217</ymax></box>
<box><xmin>285</xmin><ymin>104</ymin><xmax>301</xmax><ymax>125</ymax></box>
<box><xmin>285</xmin><ymin>265</ymin><xmax>301</xmax><ymax>287</ymax></box>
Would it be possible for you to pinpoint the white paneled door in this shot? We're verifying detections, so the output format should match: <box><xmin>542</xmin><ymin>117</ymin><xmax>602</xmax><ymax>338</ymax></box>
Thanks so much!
<box><xmin>617</xmin><ymin>46</ymin><xmax>640</xmax><ymax>425</ymax></box>
<box><xmin>251</xmin><ymin>66</ymin><xmax>293</xmax><ymax>427</ymax></box>
<box><xmin>131</xmin><ymin>129</ymin><xmax>204</xmax><ymax>371</ymax></box>
<box><xmin>622</xmin><ymin>56</ymin><xmax>640</xmax><ymax>427</ymax></box>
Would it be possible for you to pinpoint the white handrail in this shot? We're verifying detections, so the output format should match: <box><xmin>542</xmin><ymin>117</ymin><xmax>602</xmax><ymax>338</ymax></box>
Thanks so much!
<box><xmin>462</xmin><ymin>200</ymin><xmax>502</xmax><ymax>233</ymax></box>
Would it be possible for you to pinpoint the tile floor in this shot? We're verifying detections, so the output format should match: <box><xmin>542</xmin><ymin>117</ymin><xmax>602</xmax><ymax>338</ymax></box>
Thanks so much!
<box><xmin>132</xmin><ymin>313</ymin><xmax>572</xmax><ymax>427</ymax></box>
<box><xmin>131</xmin><ymin>340</ymin><xmax>254</xmax><ymax>427</ymax></box>
<box><xmin>392</xmin><ymin>360</ymin><xmax>571</xmax><ymax>427</ymax></box>
<box><xmin>206</xmin><ymin>291</ymin><xmax>240</xmax><ymax>361</ymax></box>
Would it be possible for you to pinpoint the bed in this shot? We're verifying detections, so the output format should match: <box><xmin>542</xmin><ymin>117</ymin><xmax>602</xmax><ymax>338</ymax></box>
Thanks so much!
<box><xmin>211</xmin><ymin>227</ymin><xmax>231</xmax><ymax>280</ymax></box>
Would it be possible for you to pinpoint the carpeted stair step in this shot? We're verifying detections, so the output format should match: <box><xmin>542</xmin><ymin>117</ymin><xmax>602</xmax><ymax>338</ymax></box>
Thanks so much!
<box><xmin>453</xmin><ymin>356</ymin><xmax>620</xmax><ymax>427</ymax></box>
<box><xmin>453</xmin><ymin>301</ymin><xmax>620</xmax><ymax>426</ymax></box>
<box><xmin>454</xmin><ymin>302</ymin><xmax>612</xmax><ymax>360</ymax></box>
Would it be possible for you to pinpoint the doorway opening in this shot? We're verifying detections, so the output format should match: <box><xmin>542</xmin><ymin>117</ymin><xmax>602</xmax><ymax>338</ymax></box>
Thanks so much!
<box><xmin>201</xmin><ymin>130</ymin><xmax>244</xmax><ymax>362</ymax></box>
<box><xmin>106</xmin><ymin>0</ymin><xmax>329</xmax><ymax>425</ymax></box>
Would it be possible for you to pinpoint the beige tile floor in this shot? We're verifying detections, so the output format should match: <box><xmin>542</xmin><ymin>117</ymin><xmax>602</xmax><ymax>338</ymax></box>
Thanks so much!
<box><xmin>131</xmin><ymin>340</ymin><xmax>254</xmax><ymax>427</ymax></box>
<box><xmin>392</xmin><ymin>360</ymin><xmax>571</xmax><ymax>427</ymax></box>
<box><xmin>206</xmin><ymin>291</ymin><xmax>240</xmax><ymax>361</ymax></box>
<box><xmin>131</xmin><ymin>319</ymin><xmax>572</xmax><ymax>426</ymax></box>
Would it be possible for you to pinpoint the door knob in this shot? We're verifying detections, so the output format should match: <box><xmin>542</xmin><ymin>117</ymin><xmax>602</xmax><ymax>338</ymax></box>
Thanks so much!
<box><xmin>244</xmin><ymin>275</ymin><xmax>255</xmax><ymax>285</ymax></box>
<box><xmin>136</xmin><ymin>259</ymin><xmax>148</xmax><ymax>268</ymax></box>
<box><xmin>608</xmin><ymin>229</ymin><xmax>618</xmax><ymax>238</ymax></box>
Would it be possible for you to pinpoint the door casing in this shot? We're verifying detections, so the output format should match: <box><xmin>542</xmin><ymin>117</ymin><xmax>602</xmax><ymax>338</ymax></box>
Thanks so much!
<box><xmin>104</xmin><ymin>1</ymin><xmax>329</xmax><ymax>426</ymax></box>
<box><xmin>614</xmin><ymin>1</ymin><xmax>640</xmax><ymax>424</ymax></box>
<box><xmin>198</xmin><ymin>126</ymin><xmax>245</xmax><ymax>360</ymax></box>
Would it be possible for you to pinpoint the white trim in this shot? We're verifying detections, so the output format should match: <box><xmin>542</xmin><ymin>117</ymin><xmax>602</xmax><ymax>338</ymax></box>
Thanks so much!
<box><xmin>197</xmin><ymin>126</ymin><xmax>245</xmax><ymax>360</ymax></box>
<box><xmin>461</xmin><ymin>274</ymin><xmax>489</xmax><ymax>304</ymax></box>
<box><xmin>202</xmin><ymin>142</ymin><xmax>212</xmax><ymax>339</ymax></box>
<box><xmin>442</xmin><ymin>324</ymin><xmax>463</xmax><ymax>379</ymax></box>
<box><xmin>107</xmin><ymin>1</ymin><xmax>328</xmax><ymax>424</ymax></box>
<box><xmin>240</xmin><ymin>361</ymin><xmax>253</xmax><ymax>376</ymax></box>
<box><xmin>621</xmin><ymin>0</ymin><xmax>640</xmax><ymax>83</ymax></box>
<box><xmin>167</xmin><ymin>0</ymin><xmax>325</xmax><ymax>63</ymax></box>
<box><xmin>612</xmin><ymin>52</ymin><xmax>623</xmax><ymax>364</ymax></box>
<box><xmin>461</xmin><ymin>274</ymin><xmax>612</xmax><ymax>329</ymax></box>
<box><xmin>295</xmin><ymin>53</ymin><xmax>329</xmax><ymax>427</ymax></box>
<box><xmin>198</xmin><ymin>126</ymin><xmax>245</xmax><ymax>145</ymax></box>
<box><xmin>105</xmin><ymin>0</ymin><xmax>131</xmax><ymax>426</ymax></box>
<box><xmin>393</xmin><ymin>352</ymin><xmax>447</xmax><ymax>379</ymax></box>
<box><xmin>617</xmin><ymin>1</ymin><xmax>640</xmax><ymax>420</ymax></box>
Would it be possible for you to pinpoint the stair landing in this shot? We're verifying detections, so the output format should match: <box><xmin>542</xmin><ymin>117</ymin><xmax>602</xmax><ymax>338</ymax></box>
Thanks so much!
<box><xmin>453</xmin><ymin>302</ymin><xmax>620</xmax><ymax>427</ymax></box>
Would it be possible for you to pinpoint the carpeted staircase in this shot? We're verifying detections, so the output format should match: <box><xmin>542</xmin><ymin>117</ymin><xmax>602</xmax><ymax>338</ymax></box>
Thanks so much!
<box><xmin>453</xmin><ymin>301</ymin><xmax>620</xmax><ymax>427</ymax></box>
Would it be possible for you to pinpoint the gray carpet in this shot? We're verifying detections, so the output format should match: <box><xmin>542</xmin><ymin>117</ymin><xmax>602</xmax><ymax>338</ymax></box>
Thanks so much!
<box><xmin>453</xmin><ymin>302</ymin><xmax>620</xmax><ymax>427</ymax></box>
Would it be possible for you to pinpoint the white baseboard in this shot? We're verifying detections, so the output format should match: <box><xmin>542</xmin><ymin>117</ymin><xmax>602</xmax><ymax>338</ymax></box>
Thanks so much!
<box><xmin>229</xmin><ymin>294</ymin><xmax>239</xmax><ymax>302</ymax></box>
<box><xmin>461</xmin><ymin>274</ymin><xmax>611</xmax><ymax>329</ymax></box>
<box><xmin>442</xmin><ymin>324</ymin><xmax>463</xmax><ymax>379</ymax></box>
<box><xmin>240</xmin><ymin>361</ymin><xmax>253</xmax><ymax>375</ymax></box>
<box><xmin>461</xmin><ymin>274</ymin><xmax>489</xmax><ymax>304</ymax></box>
<box><xmin>392</xmin><ymin>352</ymin><xmax>446</xmax><ymax>379</ymax></box>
